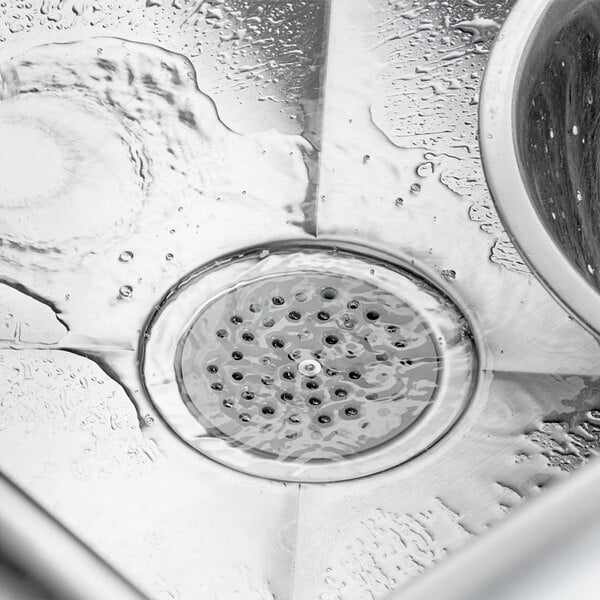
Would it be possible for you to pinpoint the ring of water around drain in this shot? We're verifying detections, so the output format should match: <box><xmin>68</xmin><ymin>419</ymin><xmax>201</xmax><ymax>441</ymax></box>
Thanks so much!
<box><xmin>141</xmin><ymin>244</ymin><xmax>479</xmax><ymax>483</ymax></box>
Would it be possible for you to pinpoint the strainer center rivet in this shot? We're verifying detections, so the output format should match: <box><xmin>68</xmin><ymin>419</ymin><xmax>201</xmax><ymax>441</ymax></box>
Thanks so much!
<box><xmin>298</xmin><ymin>359</ymin><xmax>322</xmax><ymax>377</ymax></box>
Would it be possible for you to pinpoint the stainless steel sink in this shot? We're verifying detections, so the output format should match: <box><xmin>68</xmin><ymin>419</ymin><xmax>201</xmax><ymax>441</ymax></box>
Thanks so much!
<box><xmin>0</xmin><ymin>1</ymin><xmax>599</xmax><ymax>599</ymax></box>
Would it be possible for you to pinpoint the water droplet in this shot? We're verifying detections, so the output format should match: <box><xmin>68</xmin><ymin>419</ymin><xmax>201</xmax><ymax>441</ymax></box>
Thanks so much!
<box><xmin>587</xmin><ymin>89</ymin><xmax>594</xmax><ymax>105</ymax></box>
<box><xmin>417</xmin><ymin>161</ymin><xmax>434</xmax><ymax>178</ymax></box>
<box><xmin>119</xmin><ymin>250</ymin><xmax>133</xmax><ymax>263</ymax></box>
<box><xmin>119</xmin><ymin>285</ymin><xmax>133</xmax><ymax>299</ymax></box>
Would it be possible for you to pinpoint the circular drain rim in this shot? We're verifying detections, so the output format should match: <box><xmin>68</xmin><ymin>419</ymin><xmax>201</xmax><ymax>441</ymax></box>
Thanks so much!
<box><xmin>141</xmin><ymin>241</ymin><xmax>480</xmax><ymax>483</ymax></box>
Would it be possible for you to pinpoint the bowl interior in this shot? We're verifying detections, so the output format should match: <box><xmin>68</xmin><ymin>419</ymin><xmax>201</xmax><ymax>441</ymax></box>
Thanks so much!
<box><xmin>516</xmin><ymin>0</ymin><xmax>600</xmax><ymax>289</ymax></box>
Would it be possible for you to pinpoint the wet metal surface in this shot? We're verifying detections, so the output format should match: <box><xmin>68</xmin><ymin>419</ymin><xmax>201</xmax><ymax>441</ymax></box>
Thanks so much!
<box><xmin>0</xmin><ymin>1</ymin><xmax>599</xmax><ymax>599</ymax></box>
<box><xmin>297</xmin><ymin>0</ymin><xmax>600</xmax><ymax>597</ymax></box>
<box><xmin>520</xmin><ymin>1</ymin><xmax>600</xmax><ymax>286</ymax></box>
<box><xmin>483</xmin><ymin>0</ymin><xmax>600</xmax><ymax>338</ymax></box>
<box><xmin>318</xmin><ymin>0</ymin><xmax>600</xmax><ymax>376</ymax></box>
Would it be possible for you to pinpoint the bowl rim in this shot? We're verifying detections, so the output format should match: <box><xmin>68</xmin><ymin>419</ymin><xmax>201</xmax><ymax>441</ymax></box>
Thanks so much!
<box><xmin>480</xmin><ymin>0</ymin><xmax>600</xmax><ymax>338</ymax></box>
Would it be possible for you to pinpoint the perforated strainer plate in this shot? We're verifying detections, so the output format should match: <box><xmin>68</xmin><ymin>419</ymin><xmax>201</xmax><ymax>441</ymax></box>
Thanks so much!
<box><xmin>142</xmin><ymin>242</ymin><xmax>479</xmax><ymax>482</ymax></box>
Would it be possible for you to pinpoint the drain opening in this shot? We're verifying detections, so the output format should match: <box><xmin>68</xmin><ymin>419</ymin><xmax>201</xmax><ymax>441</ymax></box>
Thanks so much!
<box><xmin>177</xmin><ymin>272</ymin><xmax>442</xmax><ymax>461</ymax></box>
<box><xmin>142</xmin><ymin>244</ymin><xmax>479</xmax><ymax>482</ymax></box>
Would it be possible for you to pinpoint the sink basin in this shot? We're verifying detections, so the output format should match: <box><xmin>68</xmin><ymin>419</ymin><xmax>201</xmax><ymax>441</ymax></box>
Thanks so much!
<box><xmin>1</xmin><ymin>1</ymin><xmax>600</xmax><ymax>599</ymax></box>
<box><xmin>481</xmin><ymin>0</ymin><xmax>600</xmax><ymax>336</ymax></box>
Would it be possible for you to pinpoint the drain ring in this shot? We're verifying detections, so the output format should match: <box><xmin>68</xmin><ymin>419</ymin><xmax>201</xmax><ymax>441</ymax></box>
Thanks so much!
<box><xmin>142</xmin><ymin>242</ymin><xmax>479</xmax><ymax>482</ymax></box>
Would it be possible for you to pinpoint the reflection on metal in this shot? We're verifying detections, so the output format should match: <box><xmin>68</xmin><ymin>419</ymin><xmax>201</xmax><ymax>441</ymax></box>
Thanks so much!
<box><xmin>482</xmin><ymin>0</ymin><xmax>600</xmax><ymax>337</ymax></box>
<box><xmin>395</xmin><ymin>457</ymin><xmax>600</xmax><ymax>600</ymax></box>
<box><xmin>298</xmin><ymin>0</ymin><xmax>332</xmax><ymax>236</ymax></box>
<box><xmin>0</xmin><ymin>470</ymin><xmax>148</xmax><ymax>600</ymax></box>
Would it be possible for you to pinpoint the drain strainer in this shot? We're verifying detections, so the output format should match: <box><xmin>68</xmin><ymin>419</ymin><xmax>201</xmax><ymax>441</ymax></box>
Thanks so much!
<box><xmin>142</xmin><ymin>243</ymin><xmax>478</xmax><ymax>482</ymax></box>
<box><xmin>177</xmin><ymin>273</ymin><xmax>442</xmax><ymax>460</ymax></box>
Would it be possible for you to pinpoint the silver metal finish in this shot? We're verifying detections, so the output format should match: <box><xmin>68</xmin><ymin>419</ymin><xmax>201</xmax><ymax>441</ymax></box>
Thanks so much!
<box><xmin>0</xmin><ymin>470</ymin><xmax>148</xmax><ymax>600</ymax></box>
<box><xmin>396</xmin><ymin>456</ymin><xmax>600</xmax><ymax>600</ymax></box>
<box><xmin>0</xmin><ymin>0</ymin><xmax>599</xmax><ymax>599</ymax></box>
<box><xmin>143</xmin><ymin>243</ymin><xmax>478</xmax><ymax>482</ymax></box>
<box><xmin>481</xmin><ymin>0</ymin><xmax>600</xmax><ymax>337</ymax></box>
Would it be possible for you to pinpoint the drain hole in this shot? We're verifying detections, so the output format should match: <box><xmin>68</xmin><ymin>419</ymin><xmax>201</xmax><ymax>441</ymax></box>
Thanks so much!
<box><xmin>342</xmin><ymin>317</ymin><xmax>356</xmax><ymax>329</ymax></box>
<box><xmin>147</xmin><ymin>246</ymin><xmax>479</xmax><ymax>482</ymax></box>
<box><xmin>321</xmin><ymin>287</ymin><xmax>338</xmax><ymax>301</ymax></box>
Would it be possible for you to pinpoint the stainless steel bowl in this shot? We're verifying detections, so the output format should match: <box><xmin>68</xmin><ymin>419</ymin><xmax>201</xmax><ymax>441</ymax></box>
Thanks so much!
<box><xmin>481</xmin><ymin>0</ymin><xmax>600</xmax><ymax>336</ymax></box>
